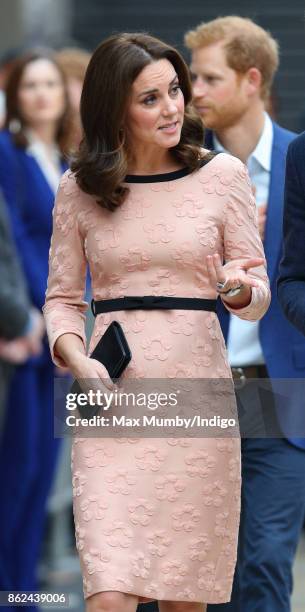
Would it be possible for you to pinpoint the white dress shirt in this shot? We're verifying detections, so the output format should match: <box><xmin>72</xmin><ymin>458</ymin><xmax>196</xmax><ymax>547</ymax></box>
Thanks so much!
<box><xmin>213</xmin><ymin>112</ymin><xmax>273</xmax><ymax>366</ymax></box>
<box><xmin>25</xmin><ymin>129</ymin><xmax>62</xmax><ymax>194</ymax></box>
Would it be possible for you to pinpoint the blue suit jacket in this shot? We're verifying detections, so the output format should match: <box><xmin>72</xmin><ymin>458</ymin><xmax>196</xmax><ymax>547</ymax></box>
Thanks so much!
<box><xmin>0</xmin><ymin>130</ymin><xmax>67</xmax><ymax>310</ymax></box>
<box><xmin>205</xmin><ymin>123</ymin><xmax>305</xmax><ymax>449</ymax></box>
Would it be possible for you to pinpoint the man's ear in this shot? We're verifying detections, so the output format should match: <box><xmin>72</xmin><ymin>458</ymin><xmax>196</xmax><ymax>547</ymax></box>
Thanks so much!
<box><xmin>247</xmin><ymin>67</ymin><xmax>262</xmax><ymax>96</ymax></box>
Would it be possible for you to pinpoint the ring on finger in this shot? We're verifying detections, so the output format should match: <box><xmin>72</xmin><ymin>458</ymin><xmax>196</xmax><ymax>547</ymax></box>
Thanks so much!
<box><xmin>216</xmin><ymin>279</ymin><xmax>233</xmax><ymax>293</ymax></box>
<box><xmin>216</xmin><ymin>279</ymin><xmax>229</xmax><ymax>292</ymax></box>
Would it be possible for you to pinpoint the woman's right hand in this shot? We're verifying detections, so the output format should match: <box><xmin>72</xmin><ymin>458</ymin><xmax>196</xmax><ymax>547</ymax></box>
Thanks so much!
<box><xmin>54</xmin><ymin>334</ymin><xmax>119</xmax><ymax>404</ymax></box>
<box><xmin>70</xmin><ymin>352</ymin><xmax>116</xmax><ymax>394</ymax></box>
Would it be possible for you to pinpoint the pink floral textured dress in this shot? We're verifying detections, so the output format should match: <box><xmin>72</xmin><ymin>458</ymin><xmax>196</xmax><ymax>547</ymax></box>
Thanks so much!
<box><xmin>43</xmin><ymin>152</ymin><xmax>270</xmax><ymax>604</ymax></box>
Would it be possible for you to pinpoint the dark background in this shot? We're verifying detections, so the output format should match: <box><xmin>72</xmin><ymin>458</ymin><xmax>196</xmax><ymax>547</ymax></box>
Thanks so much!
<box><xmin>71</xmin><ymin>0</ymin><xmax>305</xmax><ymax>133</ymax></box>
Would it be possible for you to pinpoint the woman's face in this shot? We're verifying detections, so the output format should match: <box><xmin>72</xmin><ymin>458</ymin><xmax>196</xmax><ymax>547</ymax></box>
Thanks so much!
<box><xmin>126</xmin><ymin>58</ymin><xmax>185</xmax><ymax>151</ymax></box>
<box><xmin>18</xmin><ymin>59</ymin><xmax>66</xmax><ymax>128</ymax></box>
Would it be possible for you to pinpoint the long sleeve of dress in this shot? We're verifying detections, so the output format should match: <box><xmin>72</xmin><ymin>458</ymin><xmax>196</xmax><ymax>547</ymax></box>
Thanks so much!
<box><xmin>42</xmin><ymin>171</ymin><xmax>88</xmax><ymax>367</ymax></box>
<box><xmin>221</xmin><ymin>157</ymin><xmax>270</xmax><ymax>320</ymax></box>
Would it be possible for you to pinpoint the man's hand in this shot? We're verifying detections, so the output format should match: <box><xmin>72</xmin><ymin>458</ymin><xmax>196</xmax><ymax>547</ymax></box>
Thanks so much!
<box><xmin>0</xmin><ymin>336</ymin><xmax>30</xmax><ymax>364</ymax></box>
<box><xmin>0</xmin><ymin>308</ymin><xmax>45</xmax><ymax>364</ymax></box>
<box><xmin>251</xmin><ymin>185</ymin><xmax>267</xmax><ymax>241</ymax></box>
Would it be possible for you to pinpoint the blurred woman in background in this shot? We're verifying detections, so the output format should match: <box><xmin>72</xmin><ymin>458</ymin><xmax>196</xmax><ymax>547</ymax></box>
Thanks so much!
<box><xmin>0</xmin><ymin>50</ymin><xmax>72</xmax><ymax>600</ymax></box>
<box><xmin>55</xmin><ymin>46</ymin><xmax>91</xmax><ymax>150</ymax></box>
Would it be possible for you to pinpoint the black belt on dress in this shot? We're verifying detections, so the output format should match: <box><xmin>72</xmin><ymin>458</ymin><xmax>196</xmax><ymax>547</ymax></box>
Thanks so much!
<box><xmin>91</xmin><ymin>296</ymin><xmax>217</xmax><ymax>316</ymax></box>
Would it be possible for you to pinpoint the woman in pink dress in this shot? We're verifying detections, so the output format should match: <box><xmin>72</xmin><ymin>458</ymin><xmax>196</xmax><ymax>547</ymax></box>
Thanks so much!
<box><xmin>43</xmin><ymin>33</ymin><xmax>270</xmax><ymax>612</ymax></box>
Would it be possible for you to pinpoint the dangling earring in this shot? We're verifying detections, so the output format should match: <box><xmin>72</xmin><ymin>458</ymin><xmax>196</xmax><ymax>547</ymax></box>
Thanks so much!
<box><xmin>9</xmin><ymin>118</ymin><xmax>21</xmax><ymax>134</ymax></box>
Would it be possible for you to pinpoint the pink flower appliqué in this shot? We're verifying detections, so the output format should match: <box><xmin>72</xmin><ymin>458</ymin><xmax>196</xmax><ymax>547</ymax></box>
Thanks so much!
<box><xmin>225</xmin><ymin>239</ymin><xmax>252</xmax><ymax>259</ymax></box>
<box><xmin>122</xmin><ymin>195</ymin><xmax>151</xmax><ymax>219</ymax></box>
<box><xmin>55</xmin><ymin>198</ymin><xmax>75</xmax><ymax>236</ymax></box>
<box><xmin>185</xmin><ymin>450</ymin><xmax>216</xmax><ymax>479</ymax></box>
<box><xmin>224</xmin><ymin>200</ymin><xmax>244</xmax><ymax>233</ymax></box>
<box><xmin>94</xmin><ymin>226</ymin><xmax>122</xmax><ymax>251</ymax></box>
<box><xmin>191</xmin><ymin>337</ymin><xmax>213</xmax><ymax>367</ymax></box>
<box><xmin>105</xmin><ymin>468</ymin><xmax>137</xmax><ymax>495</ymax></box>
<box><xmin>171</xmin><ymin>241</ymin><xmax>201</xmax><ymax>270</ymax></box>
<box><xmin>162</xmin><ymin>559</ymin><xmax>188</xmax><ymax>585</ymax></box>
<box><xmin>103</xmin><ymin>521</ymin><xmax>133</xmax><ymax>548</ymax></box>
<box><xmin>166</xmin><ymin>362</ymin><xmax>194</xmax><ymax>377</ymax></box>
<box><xmin>189</xmin><ymin>533</ymin><xmax>212</xmax><ymax>561</ymax></box>
<box><xmin>202</xmin><ymin>481</ymin><xmax>228</xmax><ymax>507</ymax></box>
<box><xmin>119</xmin><ymin>247</ymin><xmax>152</xmax><ymax>272</ymax></box>
<box><xmin>205</xmin><ymin>313</ymin><xmax>218</xmax><ymax>340</ymax></box>
<box><xmin>61</xmin><ymin>170</ymin><xmax>79</xmax><ymax>197</ymax></box>
<box><xmin>147</xmin><ymin>529</ymin><xmax>172</xmax><ymax>557</ymax></box>
<box><xmin>75</xmin><ymin>522</ymin><xmax>85</xmax><ymax>551</ymax></box>
<box><xmin>166</xmin><ymin>311</ymin><xmax>194</xmax><ymax>336</ymax></box>
<box><xmin>196</xmin><ymin>222</ymin><xmax>218</xmax><ymax>249</ymax></box>
<box><xmin>143</xmin><ymin>218</ymin><xmax>175</xmax><ymax>243</ymax></box>
<box><xmin>148</xmin><ymin>268</ymin><xmax>181</xmax><ymax>295</ymax></box>
<box><xmin>72</xmin><ymin>470</ymin><xmax>87</xmax><ymax>497</ymax></box>
<box><xmin>83</xmin><ymin>548</ymin><xmax>110</xmax><ymax>575</ymax></box>
<box><xmin>197</xmin><ymin>562</ymin><xmax>216</xmax><ymax>591</ymax></box>
<box><xmin>103</xmin><ymin>273</ymin><xmax>129</xmax><ymax>298</ymax></box>
<box><xmin>229</xmin><ymin>457</ymin><xmax>241</xmax><ymax>482</ymax></box>
<box><xmin>141</xmin><ymin>336</ymin><xmax>171</xmax><ymax>361</ymax></box>
<box><xmin>144</xmin><ymin>582</ymin><xmax>164</xmax><ymax>599</ymax></box>
<box><xmin>166</xmin><ymin>438</ymin><xmax>191</xmax><ymax>447</ymax></box>
<box><xmin>128</xmin><ymin>498</ymin><xmax>155</xmax><ymax>526</ymax></box>
<box><xmin>80</xmin><ymin>495</ymin><xmax>108</xmax><ymax>521</ymax></box>
<box><xmin>135</xmin><ymin>445</ymin><xmax>167</xmax><ymax>471</ymax></box>
<box><xmin>216</xmin><ymin>439</ymin><xmax>235</xmax><ymax>453</ymax></box>
<box><xmin>172</xmin><ymin>504</ymin><xmax>201</xmax><ymax>532</ymax></box>
<box><xmin>51</xmin><ymin>244</ymin><xmax>73</xmax><ymax>277</ymax></box>
<box><xmin>131</xmin><ymin>552</ymin><xmax>151</xmax><ymax>578</ymax></box>
<box><xmin>154</xmin><ymin>474</ymin><xmax>186</xmax><ymax>502</ymax></box>
<box><xmin>177</xmin><ymin>588</ymin><xmax>196</xmax><ymax>600</ymax></box>
<box><xmin>78</xmin><ymin>207</ymin><xmax>97</xmax><ymax>232</ymax></box>
<box><xmin>172</xmin><ymin>193</ymin><xmax>203</xmax><ymax>218</ymax></box>
<box><xmin>118</xmin><ymin>310</ymin><xmax>147</xmax><ymax>334</ymax></box>
<box><xmin>214</xmin><ymin>511</ymin><xmax>230</xmax><ymax>538</ymax></box>
<box><xmin>246</xmin><ymin>194</ymin><xmax>257</xmax><ymax>221</ymax></box>
<box><xmin>199</xmin><ymin>165</ymin><xmax>232</xmax><ymax>196</ymax></box>
<box><xmin>212</xmin><ymin>578</ymin><xmax>231</xmax><ymax>600</ymax></box>
<box><xmin>83</xmin><ymin>442</ymin><xmax>115</xmax><ymax>468</ymax></box>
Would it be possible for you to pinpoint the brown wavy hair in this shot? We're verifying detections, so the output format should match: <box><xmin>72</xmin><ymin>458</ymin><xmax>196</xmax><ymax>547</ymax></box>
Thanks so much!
<box><xmin>5</xmin><ymin>50</ymin><xmax>73</xmax><ymax>156</ymax></box>
<box><xmin>71</xmin><ymin>32</ymin><xmax>209</xmax><ymax>211</ymax></box>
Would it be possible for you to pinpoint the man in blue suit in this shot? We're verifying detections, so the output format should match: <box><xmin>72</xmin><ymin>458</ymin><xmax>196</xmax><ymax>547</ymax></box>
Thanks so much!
<box><xmin>278</xmin><ymin>133</ymin><xmax>305</xmax><ymax>444</ymax></box>
<box><xmin>185</xmin><ymin>16</ymin><xmax>305</xmax><ymax>612</ymax></box>
<box><xmin>278</xmin><ymin>132</ymin><xmax>305</xmax><ymax>335</ymax></box>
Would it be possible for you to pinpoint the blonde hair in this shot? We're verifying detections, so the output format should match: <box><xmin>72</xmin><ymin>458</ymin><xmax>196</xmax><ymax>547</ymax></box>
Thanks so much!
<box><xmin>55</xmin><ymin>47</ymin><xmax>91</xmax><ymax>82</ymax></box>
<box><xmin>185</xmin><ymin>15</ymin><xmax>279</xmax><ymax>100</ymax></box>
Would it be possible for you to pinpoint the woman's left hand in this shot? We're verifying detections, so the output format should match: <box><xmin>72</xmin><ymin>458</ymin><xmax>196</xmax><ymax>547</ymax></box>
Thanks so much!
<box><xmin>206</xmin><ymin>253</ymin><xmax>265</xmax><ymax>301</ymax></box>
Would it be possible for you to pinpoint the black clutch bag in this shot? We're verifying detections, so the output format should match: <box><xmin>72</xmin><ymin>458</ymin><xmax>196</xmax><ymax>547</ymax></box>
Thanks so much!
<box><xmin>89</xmin><ymin>320</ymin><xmax>131</xmax><ymax>380</ymax></box>
<box><xmin>70</xmin><ymin>321</ymin><xmax>131</xmax><ymax>418</ymax></box>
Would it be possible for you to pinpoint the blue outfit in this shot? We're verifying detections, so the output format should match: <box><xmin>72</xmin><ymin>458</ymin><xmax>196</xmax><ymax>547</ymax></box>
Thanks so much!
<box><xmin>0</xmin><ymin>130</ymin><xmax>67</xmax><ymax>602</ymax></box>
<box><xmin>205</xmin><ymin>123</ymin><xmax>305</xmax><ymax>612</ymax></box>
<box><xmin>278</xmin><ymin>131</ymin><xmax>305</xmax><ymax>334</ymax></box>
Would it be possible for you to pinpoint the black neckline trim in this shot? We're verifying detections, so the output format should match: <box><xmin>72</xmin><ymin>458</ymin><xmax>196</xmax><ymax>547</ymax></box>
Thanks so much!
<box><xmin>125</xmin><ymin>165</ymin><xmax>191</xmax><ymax>183</ymax></box>
<box><xmin>124</xmin><ymin>155</ymin><xmax>217</xmax><ymax>183</ymax></box>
